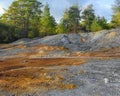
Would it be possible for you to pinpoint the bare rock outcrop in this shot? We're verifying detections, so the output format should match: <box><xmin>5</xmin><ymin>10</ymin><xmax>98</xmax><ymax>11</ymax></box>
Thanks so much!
<box><xmin>0</xmin><ymin>28</ymin><xmax>120</xmax><ymax>59</ymax></box>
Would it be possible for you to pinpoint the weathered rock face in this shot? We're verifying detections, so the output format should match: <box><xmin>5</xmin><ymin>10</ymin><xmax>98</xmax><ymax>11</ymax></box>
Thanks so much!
<box><xmin>11</xmin><ymin>38</ymin><xmax>32</xmax><ymax>45</ymax></box>
<box><xmin>0</xmin><ymin>28</ymin><xmax>119</xmax><ymax>59</ymax></box>
<box><xmin>1</xmin><ymin>29</ymin><xmax>120</xmax><ymax>95</ymax></box>
<box><xmin>11</xmin><ymin>28</ymin><xmax>120</xmax><ymax>52</ymax></box>
<box><xmin>11</xmin><ymin>33</ymin><xmax>84</xmax><ymax>52</ymax></box>
<box><xmin>82</xmin><ymin>28</ymin><xmax>120</xmax><ymax>51</ymax></box>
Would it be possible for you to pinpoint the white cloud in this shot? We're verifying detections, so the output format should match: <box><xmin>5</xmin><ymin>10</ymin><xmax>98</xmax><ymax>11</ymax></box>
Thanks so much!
<box><xmin>0</xmin><ymin>5</ymin><xmax>5</xmax><ymax>15</ymax></box>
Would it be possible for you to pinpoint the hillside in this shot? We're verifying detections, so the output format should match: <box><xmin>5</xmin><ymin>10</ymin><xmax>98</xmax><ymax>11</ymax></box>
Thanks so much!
<box><xmin>0</xmin><ymin>29</ymin><xmax>120</xmax><ymax>96</ymax></box>
<box><xmin>0</xmin><ymin>28</ymin><xmax>120</xmax><ymax>59</ymax></box>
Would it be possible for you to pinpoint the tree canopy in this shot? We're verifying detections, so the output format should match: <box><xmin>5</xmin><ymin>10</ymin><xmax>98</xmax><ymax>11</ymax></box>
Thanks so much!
<box><xmin>81</xmin><ymin>4</ymin><xmax>95</xmax><ymax>32</ymax></box>
<box><xmin>39</xmin><ymin>4</ymin><xmax>56</xmax><ymax>37</ymax></box>
<box><xmin>1</xmin><ymin>0</ymin><xmax>42</xmax><ymax>38</ymax></box>
<box><xmin>112</xmin><ymin>0</ymin><xmax>120</xmax><ymax>27</ymax></box>
<box><xmin>0</xmin><ymin>1</ymin><xmax>115</xmax><ymax>43</ymax></box>
<box><xmin>57</xmin><ymin>4</ymin><xmax>81</xmax><ymax>34</ymax></box>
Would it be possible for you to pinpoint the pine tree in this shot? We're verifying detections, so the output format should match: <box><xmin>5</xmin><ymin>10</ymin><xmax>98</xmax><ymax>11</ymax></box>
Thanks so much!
<box><xmin>81</xmin><ymin>4</ymin><xmax>95</xmax><ymax>32</ymax></box>
<box><xmin>112</xmin><ymin>0</ymin><xmax>120</xmax><ymax>13</ymax></box>
<box><xmin>90</xmin><ymin>18</ymin><xmax>102</xmax><ymax>32</ymax></box>
<box><xmin>112</xmin><ymin>12</ymin><xmax>120</xmax><ymax>27</ymax></box>
<box><xmin>56</xmin><ymin>23</ymin><xmax>66</xmax><ymax>34</ymax></box>
<box><xmin>112</xmin><ymin>0</ymin><xmax>120</xmax><ymax>27</ymax></box>
<box><xmin>39</xmin><ymin>4</ymin><xmax>56</xmax><ymax>36</ymax></box>
<box><xmin>58</xmin><ymin>4</ymin><xmax>81</xmax><ymax>34</ymax></box>
<box><xmin>68</xmin><ymin>4</ymin><xmax>81</xmax><ymax>33</ymax></box>
<box><xmin>59</xmin><ymin>9</ymin><xmax>70</xmax><ymax>33</ymax></box>
<box><xmin>97</xmin><ymin>16</ymin><xmax>109</xmax><ymax>29</ymax></box>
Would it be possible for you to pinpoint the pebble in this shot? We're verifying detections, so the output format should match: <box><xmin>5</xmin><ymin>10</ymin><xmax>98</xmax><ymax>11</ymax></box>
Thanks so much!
<box><xmin>23</xmin><ymin>60</ymin><xmax>28</xmax><ymax>63</ymax></box>
<box><xmin>104</xmin><ymin>78</ymin><xmax>109</xmax><ymax>84</ymax></box>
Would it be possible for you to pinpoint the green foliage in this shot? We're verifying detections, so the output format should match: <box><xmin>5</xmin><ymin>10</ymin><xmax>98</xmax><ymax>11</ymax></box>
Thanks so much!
<box><xmin>112</xmin><ymin>12</ymin><xmax>120</xmax><ymax>27</ymax></box>
<box><xmin>82</xmin><ymin>4</ymin><xmax>95</xmax><ymax>32</ymax></box>
<box><xmin>1</xmin><ymin>0</ymin><xmax>42</xmax><ymax>38</ymax></box>
<box><xmin>0</xmin><ymin>1</ymin><xmax>114</xmax><ymax>43</ymax></box>
<box><xmin>90</xmin><ymin>18</ymin><xmax>102</xmax><ymax>32</ymax></box>
<box><xmin>58</xmin><ymin>4</ymin><xmax>81</xmax><ymax>33</ymax></box>
<box><xmin>39</xmin><ymin>4</ymin><xmax>56</xmax><ymax>36</ymax></box>
<box><xmin>112</xmin><ymin>0</ymin><xmax>120</xmax><ymax>28</ymax></box>
<box><xmin>56</xmin><ymin>23</ymin><xmax>66</xmax><ymax>34</ymax></box>
<box><xmin>112</xmin><ymin>0</ymin><xmax>120</xmax><ymax>13</ymax></box>
<box><xmin>58</xmin><ymin>9</ymin><xmax>69</xmax><ymax>34</ymax></box>
<box><xmin>68</xmin><ymin>4</ymin><xmax>81</xmax><ymax>33</ymax></box>
<box><xmin>97</xmin><ymin>16</ymin><xmax>109</xmax><ymax>29</ymax></box>
<box><xmin>90</xmin><ymin>16</ymin><xmax>110</xmax><ymax>32</ymax></box>
<box><xmin>0</xmin><ymin>23</ymin><xmax>16</xmax><ymax>43</ymax></box>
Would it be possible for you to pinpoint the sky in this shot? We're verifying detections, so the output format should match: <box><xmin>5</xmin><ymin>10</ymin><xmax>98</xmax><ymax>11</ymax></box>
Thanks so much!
<box><xmin>0</xmin><ymin>0</ymin><xmax>115</xmax><ymax>23</ymax></box>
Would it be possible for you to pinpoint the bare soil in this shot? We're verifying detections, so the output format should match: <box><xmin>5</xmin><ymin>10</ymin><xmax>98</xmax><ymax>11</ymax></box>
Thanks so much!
<box><xmin>0</xmin><ymin>58</ymin><xmax>85</xmax><ymax>95</ymax></box>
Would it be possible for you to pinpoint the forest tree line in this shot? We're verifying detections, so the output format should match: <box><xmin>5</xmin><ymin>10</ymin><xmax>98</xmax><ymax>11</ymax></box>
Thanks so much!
<box><xmin>0</xmin><ymin>0</ymin><xmax>120</xmax><ymax>43</ymax></box>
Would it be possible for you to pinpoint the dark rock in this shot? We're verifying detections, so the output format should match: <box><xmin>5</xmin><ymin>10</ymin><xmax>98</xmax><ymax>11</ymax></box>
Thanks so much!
<box><xmin>23</xmin><ymin>60</ymin><xmax>28</xmax><ymax>63</ymax></box>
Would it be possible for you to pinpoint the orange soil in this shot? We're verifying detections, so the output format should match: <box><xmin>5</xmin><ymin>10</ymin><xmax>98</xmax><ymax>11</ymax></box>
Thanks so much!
<box><xmin>0</xmin><ymin>58</ymin><xmax>85</xmax><ymax>72</ymax></box>
<box><xmin>74</xmin><ymin>47</ymin><xmax>120</xmax><ymax>58</ymax></box>
<box><xmin>0</xmin><ymin>58</ymin><xmax>85</xmax><ymax>94</ymax></box>
<box><xmin>0</xmin><ymin>44</ymin><xmax>120</xmax><ymax>94</ymax></box>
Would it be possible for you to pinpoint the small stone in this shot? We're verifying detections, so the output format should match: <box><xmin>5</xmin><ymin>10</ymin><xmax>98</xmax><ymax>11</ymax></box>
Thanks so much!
<box><xmin>104</xmin><ymin>78</ymin><xmax>109</xmax><ymax>84</ymax></box>
<box><xmin>10</xmin><ymin>94</ymin><xmax>16</xmax><ymax>96</ymax></box>
<box><xmin>27</xmin><ymin>94</ymin><xmax>32</xmax><ymax>96</ymax></box>
<box><xmin>23</xmin><ymin>60</ymin><xmax>28</xmax><ymax>63</ymax></box>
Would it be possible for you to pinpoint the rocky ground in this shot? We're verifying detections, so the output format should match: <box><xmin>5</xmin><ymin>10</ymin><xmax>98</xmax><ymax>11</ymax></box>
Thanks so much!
<box><xmin>44</xmin><ymin>59</ymin><xmax>120</xmax><ymax>96</ymax></box>
<box><xmin>0</xmin><ymin>29</ymin><xmax>120</xmax><ymax>96</ymax></box>
<box><xmin>0</xmin><ymin>58</ymin><xmax>85</xmax><ymax>96</ymax></box>
<box><xmin>0</xmin><ymin>58</ymin><xmax>120</xmax><ymax>96</ymax></box>
<box><xmin>0</xmin><ymin>28</ymin><xmax>120</xmax><ymax>59</ymax></box>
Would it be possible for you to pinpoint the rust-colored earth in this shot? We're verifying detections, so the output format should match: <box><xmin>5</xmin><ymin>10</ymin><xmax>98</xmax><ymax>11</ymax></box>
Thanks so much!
<box><xmin>0</xmin><ymin>43</ymin><xmax>120</xmax><ymax>95</ymax></box>
<box><xmin>0</xmin><ymin>58</ymin><xmax>85</xmax><ymax>94</ymax></box>
<box><xmin>74</xmin><ymin>47</ymin><xmax>120</xmax><ymax>58</ymax></box>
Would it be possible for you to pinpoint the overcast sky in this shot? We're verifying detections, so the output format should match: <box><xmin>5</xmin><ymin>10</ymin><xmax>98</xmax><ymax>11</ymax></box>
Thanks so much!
<box><xmin>0</xmin><ymin>0</ymin><xmax>115</xmax><ymax>22</ymax></box>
